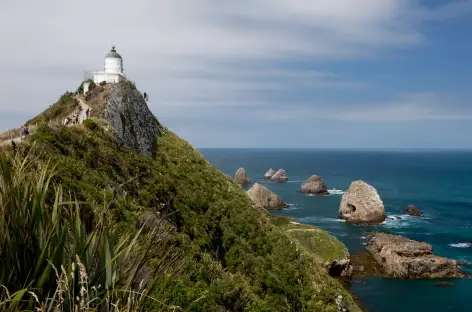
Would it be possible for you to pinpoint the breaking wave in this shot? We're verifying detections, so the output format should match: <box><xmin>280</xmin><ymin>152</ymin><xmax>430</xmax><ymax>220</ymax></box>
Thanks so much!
<box><xmin>449</xmin><ymin>242</ymin><xmax>472</xmax><ymax>248</ymax></box>
<box><xmin>328</xmin><ymin>189</ymin><xmax>345</xmax><ymax>195</ymax></box>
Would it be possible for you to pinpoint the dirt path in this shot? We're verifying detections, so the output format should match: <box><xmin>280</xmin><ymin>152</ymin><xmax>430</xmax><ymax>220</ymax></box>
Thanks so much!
<box><xmin>0</xmin><ymin>96</ymin><xmax>91</xmax><ymax>147</ymax></box>
<box><xmin>76</xmin><ymin>97</ymin><xmax>91</xmax><ymax>124</ymax></box>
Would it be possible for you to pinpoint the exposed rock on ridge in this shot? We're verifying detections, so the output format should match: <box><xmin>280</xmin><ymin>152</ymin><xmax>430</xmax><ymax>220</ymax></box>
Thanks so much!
<box><xmin>339</xmin><ymin>181</ymin><xmax>385</xmax><ymax>224</ymax></box>
<box><xmin>366</xmin><ymin>232</ymin><xmax>466</xmax><ymax>279</ymax></box>
<box><xmin>102</xmin><ymin>83</ymin><xmax>160</xmax><ymax>155</ymax></box>
<box><xmin>234</xmin><ymin>168</ymin><xmax>250</xmax><ymax>186</ymax></box>
<box><xmin>300</xmin><ymin>175</ymin><xmax>329</xmax><ymax>195</ymax></box>
<box><xmin>247</xmin><ymin>183</ymin><xmax>288</xmax><ymax>210</ymax></box>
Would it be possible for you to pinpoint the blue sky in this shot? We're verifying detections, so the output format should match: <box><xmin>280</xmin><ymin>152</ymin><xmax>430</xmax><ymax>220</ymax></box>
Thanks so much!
<box><xmin>0</xmin><ymin>0</ymin><xmax>471</xmax><ymax>148</ymax></box>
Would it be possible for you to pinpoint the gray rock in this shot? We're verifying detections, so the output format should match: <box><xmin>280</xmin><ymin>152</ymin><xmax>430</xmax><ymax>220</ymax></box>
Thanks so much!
<box><xmin>325</xmin><ymin>259</ymin><xmax>354</xmax><ymax>278</ymax></box>
<box><xmin>339</xmin><ymin>181</ymin><xmax>386</xmax><ymax>224</ymax></box>
<box><xmin>405</xmin><ymin>205</ymin><xmax>423</xmax><ymax>217</ymax></box>
<box><xmin>366</xmin><ymin>232</ymin><xmax>466</xmax><ymax>279</ymax></box>
<box><xmin>102</xmin><ymin>83</ymin><xmax>160</xmax><ymax>155</ymax></box>
<box><xmin>247</xmin><ymin>183</ymin><xmax>288</xmax><ymax>210</ymax></box>
<box><xmin>234</xmin><ymin>168</ymin><xmax>250</xmax><ymax>186</ymax></box>
<box><xmin>263</xmin><ymin>168</ymin><xmax>276</xmax><ymax>180</ymax></box>
<box><xmin>270</xmin><ymin>169</ymin><xmax>288</xmax><ymax>183</ymax></box>
<box><xmin>300</xmin><ymin>175</ymin><xmax>329</xmax><ymax>195</ymax></box>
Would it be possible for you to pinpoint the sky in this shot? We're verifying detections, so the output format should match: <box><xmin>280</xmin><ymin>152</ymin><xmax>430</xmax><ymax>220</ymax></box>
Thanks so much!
<box><xmin>0</xmin><ymin>0</ymin><xmax>471</xmax><ymax>149</ymax></box>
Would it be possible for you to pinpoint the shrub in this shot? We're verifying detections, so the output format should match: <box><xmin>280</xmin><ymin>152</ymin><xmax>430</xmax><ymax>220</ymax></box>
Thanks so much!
<box><xmin>83</xmin><ymin>118</ymin><xmax>99</xmax><ymax>130</ymax></box>
<box><xmin>100</xmin><ymin>81</ymin><xmax>107</xmax><ymax>86</ymax></box>
<box><xmin>88</xmin><ymin>80</ymin><xmax>97</xmax><ymax>91</ymax></box>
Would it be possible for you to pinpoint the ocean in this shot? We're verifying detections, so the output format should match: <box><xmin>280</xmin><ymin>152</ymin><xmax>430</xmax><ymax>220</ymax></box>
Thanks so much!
<box><xmin>199</xmin><ymin>148</ymin><xmax>472</xmax><ymax>312</ymax></box>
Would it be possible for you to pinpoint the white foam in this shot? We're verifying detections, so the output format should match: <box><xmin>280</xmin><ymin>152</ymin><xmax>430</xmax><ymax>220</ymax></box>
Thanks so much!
<box><xmin>361</xmin><ymin>236</ymin><xmax>366</xmax><ymax>239</ymax></box>
<box><xmin>449</xmin><ymin>243</ymin><xmax>472</xmax><ymax>248</ymax></box>
<box><xmin>328</xmin><ymin>189</ymin><xmax>345</xmax><ymax>195</ymax></box>
<box><xmin>297</xmin><ymin>216</ymin><xmax>345</xmax><ymax>224</ymax></box>
<box><xmin>284</xmin><ymin>204</ymin><xmax>300</xmax><ymax>211</ymax></box>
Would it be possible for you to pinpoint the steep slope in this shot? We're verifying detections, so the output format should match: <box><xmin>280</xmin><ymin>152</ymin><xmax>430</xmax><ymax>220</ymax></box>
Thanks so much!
<box><xmin>2</xmin><ymin>81</ymin><xmax>361</xmax><ymax>312</ymax></box>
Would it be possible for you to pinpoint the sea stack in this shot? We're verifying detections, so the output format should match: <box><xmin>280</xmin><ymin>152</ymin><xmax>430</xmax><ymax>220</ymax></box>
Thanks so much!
<box><xmin>405</xmin><ymin>205</ymin><xmax>423</xmax><ymax>217</ymax></box>
<box><xmin>339</xmin><ymin>181</ymin><xmax>385</xmax><ymax>224</ymax></box>
<box><xmin>247</xmin><ymin>183</ymin><xmax>288</xmax><ymax>210</ymax></box>
<box><xmin>366</xmin><ymin>232</ymin><xmax>466</xmax><ymax>279</ymax></box>
<box><xmin>300</xmin><ymin>175</ymin><xmax>329</xmax><ymax>195</ymax></box>
<box><xmin>263</xmin><ymin>168</ymin><xmax>276</xmax><ymax>180</ymax></box>
<box><xmin>234</xmin><ymin>168</ymin><xmax>251</xmax><ymax>186</ymax></box>
<box><xmin>270</xmin><ymin>169</ymin><xmax>288</xmax><ymax>183</ymax></box>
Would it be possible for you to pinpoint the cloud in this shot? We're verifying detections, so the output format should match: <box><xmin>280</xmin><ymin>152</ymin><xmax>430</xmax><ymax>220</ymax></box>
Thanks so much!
<box><xmin>0</xmin><ymin>0</ymin><xmax>471</xmax><ymax>142</ymax></box>
<box><xmin>254</xmin><ymin>92</ymin><xmax>472</xmax><ymax>122</ymax></box>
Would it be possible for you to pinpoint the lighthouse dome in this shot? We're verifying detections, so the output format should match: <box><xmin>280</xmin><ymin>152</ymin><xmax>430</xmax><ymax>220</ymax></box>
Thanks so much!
<box><xmin>106</xmin><ymin>46</ymin><xmax>122</xmax><ymax>59</ymax></box>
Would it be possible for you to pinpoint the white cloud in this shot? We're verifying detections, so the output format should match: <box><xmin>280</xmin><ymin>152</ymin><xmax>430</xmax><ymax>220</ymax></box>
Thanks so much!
<box><xmin>0</xmin><ymin>0</ymin><xmax>471</xmax><ymax>133</ymax></box>
<box><xmin>255</xmin><ymin>92</ymin><xmax>472</xmax><ymax>122</ymax></box>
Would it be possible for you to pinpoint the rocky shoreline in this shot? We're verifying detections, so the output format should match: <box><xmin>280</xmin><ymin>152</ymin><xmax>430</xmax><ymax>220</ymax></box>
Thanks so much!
<box><xmin>238</xmin><ymin>167</ymin><xmax>469</xmax><ymax>283</ymax></box>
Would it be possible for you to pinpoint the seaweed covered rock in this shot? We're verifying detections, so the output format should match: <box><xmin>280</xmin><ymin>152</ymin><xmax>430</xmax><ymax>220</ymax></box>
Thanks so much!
<box><xmin>247</xmin><ymin>183</ymin><xmax>288</xmax><ymax>210</ymax></box>
<box><xmin>339</xmin><ymin>181</ymin><xmax>385</xmax><ymax>224</ymax></box>
<box><xmin>366</xmin><ymin>232</ymin><xmax>466</xmax><ymax>279</ymax></box>
<box><xmin>102</xmin><ymin>82</ymin><xmax>160</xmax><ymax>155</ymax></box>
<box><xmin>270</xmin><ymin>168</ymin><xmax>288</xmax><ymax>183</ymax></box>
<box><xmin>234</xmin><ymin>167</ymin><xmax>250</xmax><ymax>186</ymax></box>
<box><xmin>300</xmin><ymin>175</ymin><xmax>329</xmax><ymax>195</ymax></box>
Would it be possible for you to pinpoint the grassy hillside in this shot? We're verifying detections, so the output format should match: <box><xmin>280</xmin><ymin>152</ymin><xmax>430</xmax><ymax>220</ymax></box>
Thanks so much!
<box><xmin>0</xmin><ymin>85</ymin><xmax>361</xmax><ymax>311</ymax></box>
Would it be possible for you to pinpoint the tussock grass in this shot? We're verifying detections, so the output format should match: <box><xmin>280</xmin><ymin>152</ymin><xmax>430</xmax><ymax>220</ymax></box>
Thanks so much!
<box><xmin>0</xmin><ymin>149</ymin><xmax>185</xmax><ymax>311</ymax></box>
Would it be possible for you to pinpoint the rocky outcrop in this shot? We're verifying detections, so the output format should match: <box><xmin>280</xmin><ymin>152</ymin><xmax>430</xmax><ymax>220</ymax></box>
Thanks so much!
<box><xmin>300</xmin><ymin>175</ymin><xmax>329</xmax><ymax>195</ymax></box>
<box><xmin>270</xmin><ymin>169</ymin><xmax>288</xmax><ymax>183</ymax></box>
<box><xmin>247</xmin><ymin>183</ymin><xmax>288</xmax><ymax>210</ymax></box>
<box><xmin>366</xmin><ymin>232</ymin><xmax>466</xmax><ymax>279</ymax></box>
<box><xmin>263</xmin><ymin>168</ymin><xmax>276</xmax><ymax>180</ymax></box>
<box><xmin>234</xmin><ymin>168</ymin><xmax>251</xmax><ymax>186</ymax></box>
<box><xmin>325</xmin><ymin>259</ymin><xmax>353</xmax><ymax>278</ymax></box>
<box><xmin>339</xmin><ymin>181</ymin><xmax>385</xmax><ymax>224</ymax></box>
<box><xmin>102</xmin><ymin>82</ymin><xmax>160</xmax><ymax>155</ymax></box>
<box><xmin>405</xmin><ymin>205</ymin><xmax>423</xmax><ymax>216</ymax></box>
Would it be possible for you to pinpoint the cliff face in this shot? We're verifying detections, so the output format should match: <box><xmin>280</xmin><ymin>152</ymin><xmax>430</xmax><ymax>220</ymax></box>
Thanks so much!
<box><xmin>102</xmin><ymin>82</ymin><xmax>160</xmax><ymax>155</ymax></box>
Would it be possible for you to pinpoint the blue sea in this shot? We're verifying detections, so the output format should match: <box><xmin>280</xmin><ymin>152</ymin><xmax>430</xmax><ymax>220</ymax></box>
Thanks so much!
<box><xmin>199</xmin><ymin>149</ymin><xmax>472</xmax><ymax>312</ymax></box>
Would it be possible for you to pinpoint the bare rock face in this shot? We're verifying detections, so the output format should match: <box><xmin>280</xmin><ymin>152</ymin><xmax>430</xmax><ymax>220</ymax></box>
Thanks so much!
<box><xmin>339</xmin><ymin>181</ymin><xmax>385</xmax><ymax>224</ymax></box>
<box><xmin>325</xmin><ymin>259</ymin><xmax>354</xmax><ymax>278</ymax></box>
<box><xmin>103</xmin><ymin>83</ymin><xmax>160</xmax><ymax>156</ymax></box>
<box><xmin>234</xmin><ymin>168</ymin><xmax>251</xmax><ymax>186</ymax></box>
<box><xmin>366</xmin><ymin>232</ymin><xmax>466</xmax><ymax>279</ymax></box>
<box><xmin>405</xmin><ymin>205</ymin><xmax>423</xmax><ymax>217</ymax></box>
<box><xmin>270</xmin><ymin>169</ymin><xmax>288</xmax><ymax>183</ymax></box>
<box><xmin>300</xmin><ymin>175</ymin><xmax>329</xmax><ymax>195</ymax></box>
<box><xmin>247</xmin><ymin>183</ymin><xmax>288</xmax><ymax>210</ymax></box>
<box><xmin>263</xmin><ymin>168</ymin><xmax>276</xmax><ymax>180</ymax></box>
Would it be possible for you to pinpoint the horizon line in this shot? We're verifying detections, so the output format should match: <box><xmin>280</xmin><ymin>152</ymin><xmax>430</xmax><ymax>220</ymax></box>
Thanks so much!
<box><xmin>196</xmin><ymin>147</ymin><xmax>472</xmax><ymax>151</ymax></box>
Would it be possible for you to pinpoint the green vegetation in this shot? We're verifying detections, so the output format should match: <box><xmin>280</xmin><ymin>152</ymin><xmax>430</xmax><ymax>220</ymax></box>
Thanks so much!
<box><xmin>99</xmin><ymin>81</ymin><xmax>107</xmax><ymax>86</ymax></box>
<box><xmin>271</xmin><ymin>216</ymin><xmax>349</xmax><ymax>264</ymax></box>
<box><xmin>0</xmin><ymin>150</ymin><xmax>182</xmax><ymax>311</ymax></box>
<box><xmin>0</xmin><ymin>84</ymin><xmax>361</xmax><ymax>311</ymax></box>
<box><xmin>26</xmin><ymin>92</ymin><xmax>79</xmax><ymax>126</ymax></box>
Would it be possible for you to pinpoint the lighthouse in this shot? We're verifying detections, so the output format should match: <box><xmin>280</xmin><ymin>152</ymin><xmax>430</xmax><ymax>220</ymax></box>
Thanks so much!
<box><xmin>92</xmin><ymin>46</ymin><xmax>126</xmax><ymax>84</ymax></box>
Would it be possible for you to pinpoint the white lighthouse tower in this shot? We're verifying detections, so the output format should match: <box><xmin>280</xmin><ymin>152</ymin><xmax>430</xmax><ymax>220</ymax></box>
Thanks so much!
<box><xmin>92</xmin><ymin>46</ymin><xmax>126</xmax><ymax>84</ymax></box>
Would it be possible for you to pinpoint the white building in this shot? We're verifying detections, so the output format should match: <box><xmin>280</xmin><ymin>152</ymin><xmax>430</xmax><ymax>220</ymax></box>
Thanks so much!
<box><xmin>92</xmin><ymin>46</ymin><xmax>126</xmax><ymax>84</ymax></box>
